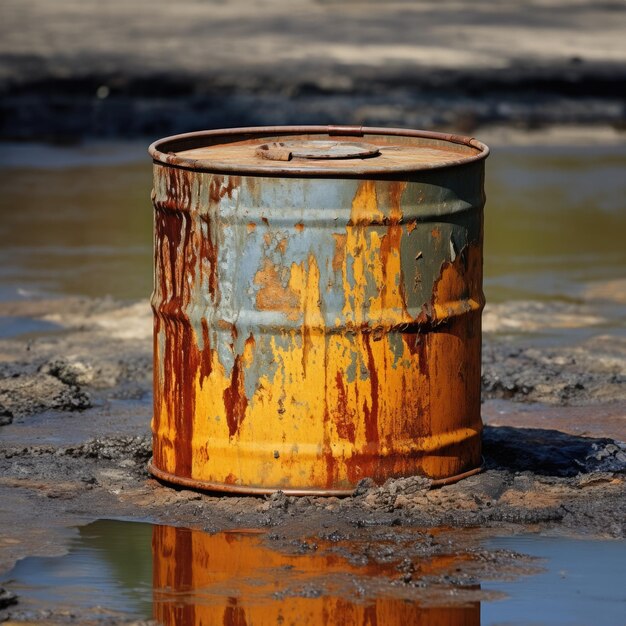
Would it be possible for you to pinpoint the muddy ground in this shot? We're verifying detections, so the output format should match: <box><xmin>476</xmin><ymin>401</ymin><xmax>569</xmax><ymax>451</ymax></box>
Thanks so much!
<box><xmin>0</xmin><ymin>295</ymin><xmax>624</xmax><ymax>623</ymax></box>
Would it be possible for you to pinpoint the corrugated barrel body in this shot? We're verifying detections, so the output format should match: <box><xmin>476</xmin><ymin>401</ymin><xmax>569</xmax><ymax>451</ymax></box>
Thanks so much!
<box><xmin>148</xmin><ymin>126</ymin><xmax>489</xmax><ymax>495</ymax></box>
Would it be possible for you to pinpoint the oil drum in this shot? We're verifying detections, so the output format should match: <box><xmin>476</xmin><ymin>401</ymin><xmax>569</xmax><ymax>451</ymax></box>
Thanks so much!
<box><xmin>148</xmin><ymin>125</ymin><xmax>489</xmax><ymax>495</ymax></box>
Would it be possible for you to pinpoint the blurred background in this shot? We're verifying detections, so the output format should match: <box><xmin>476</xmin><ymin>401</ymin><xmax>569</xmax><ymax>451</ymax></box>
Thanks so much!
<box><xmin>0</xmin><ymin>0</ymin><xmax>625</xmax><ymax>343</ymax></box>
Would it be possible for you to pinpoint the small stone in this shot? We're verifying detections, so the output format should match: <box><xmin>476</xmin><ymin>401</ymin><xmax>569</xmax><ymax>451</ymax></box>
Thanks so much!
<box><xmin>393</xmin><ymin>494</ymin><xmax>411</xmax><ymax>509</ymax></box>
<box><xmin>39</xmin><ymin>357</ymin><xmax>94</xmax><ymax>386</ymax></box>
<box><xmin>0</xmin><ymin>586</ymin><xmax>18</xmax><ymax>609</ymax></box>
<box><xmin>354</xmin><ymin>477</ymin><xmax>376</xmax><ymax>496</ymax></box>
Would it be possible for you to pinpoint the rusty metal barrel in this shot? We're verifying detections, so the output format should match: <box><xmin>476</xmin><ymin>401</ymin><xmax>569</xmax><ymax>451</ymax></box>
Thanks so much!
<box><xmin>148</xmin><ymin>125</ymin><xmax>489</xmax><ymax>495</ymax></box>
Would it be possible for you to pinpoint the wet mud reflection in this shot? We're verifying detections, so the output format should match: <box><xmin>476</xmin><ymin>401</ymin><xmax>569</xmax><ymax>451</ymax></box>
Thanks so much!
<box><xmin>152</xmin><ymin>525</ymin><xmax>480</xmax><ymax>626</ymax></box>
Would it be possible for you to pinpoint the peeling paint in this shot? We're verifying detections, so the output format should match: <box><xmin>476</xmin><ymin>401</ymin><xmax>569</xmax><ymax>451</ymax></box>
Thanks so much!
<box><xmin>253</xmin><ymin>259</ymin><xmax>302</xmax><ymax>322</ymax></box>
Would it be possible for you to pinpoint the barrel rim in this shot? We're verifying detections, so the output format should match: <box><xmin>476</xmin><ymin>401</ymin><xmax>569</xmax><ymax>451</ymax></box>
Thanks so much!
<box><xmin>148</xmin><ymin>125</ymin><xmax>490</xmax><ymax>177</ymax></box>
<box><xmin>147</xmin><ymin>460</ymin><xmax>484</xmax><ymax>496</ymax></box>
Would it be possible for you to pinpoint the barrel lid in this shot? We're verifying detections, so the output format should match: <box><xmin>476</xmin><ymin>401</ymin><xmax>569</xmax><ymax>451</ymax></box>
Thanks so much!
<box><xmin>149</xmin><ymin>125</ymin><xmax>489</xmax><ymax>177</ymax></box>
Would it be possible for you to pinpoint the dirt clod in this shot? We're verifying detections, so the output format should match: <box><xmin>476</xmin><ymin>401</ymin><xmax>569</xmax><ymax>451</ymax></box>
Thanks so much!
<box><xmin>0</xmin><ymin>372</ymin><xmax>91</xmax><ymax>418</ymax></box>
<box><xmin>0</xmin><ymin>587</ymin><xmax>18</xmax><ymax>609</ymax></box>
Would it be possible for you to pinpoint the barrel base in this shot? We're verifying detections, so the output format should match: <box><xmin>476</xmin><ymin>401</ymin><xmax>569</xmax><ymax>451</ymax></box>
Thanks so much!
<box><xmin>147</xmin><ymin>460</ymin><xmax>482</xmax><ymax>497</ymax></box>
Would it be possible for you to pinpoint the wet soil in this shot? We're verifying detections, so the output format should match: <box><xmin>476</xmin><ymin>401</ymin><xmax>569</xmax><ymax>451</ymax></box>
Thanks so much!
<box><xmin>0</xmin><ymin>296</ymin><xmax>624</xmax><ymax>623</ymax></box>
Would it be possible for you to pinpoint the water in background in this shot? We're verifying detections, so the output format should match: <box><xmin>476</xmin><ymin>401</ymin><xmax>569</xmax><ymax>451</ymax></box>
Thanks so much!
<box><xmin>0</xmin><ymin>140</ymin><xmax>624</xmax><ymax>332</ymax></box>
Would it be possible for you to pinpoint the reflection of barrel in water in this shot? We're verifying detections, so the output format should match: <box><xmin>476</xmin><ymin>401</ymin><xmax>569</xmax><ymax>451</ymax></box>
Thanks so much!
<box><xmin>152</xmin><ymin>525</ymin><xmax>481</xmax><ymax>626</ymax></box>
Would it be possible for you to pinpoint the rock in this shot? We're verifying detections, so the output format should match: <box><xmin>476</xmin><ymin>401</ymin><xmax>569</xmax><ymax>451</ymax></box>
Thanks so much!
<box><xmin>0</xmin><ymin>373</ymin><xmax>91</xmax><ymax>417</ymax></box>
<box><xmin>586</xmin><ymin>441</ymin><xmax>626</xmax><ymax>473</ymax></box>
<box><xmin>0</xmin><ymin>586</ymin><xmax>18</xmax><ymax>609</ymax></box>
<box><xmin>0</xmin><ymin>402</ymin><xmax>12</xmax><ymax>426</ymax></box>
<box><xmin>385</xmin><ymin>475</ymin><xmax>432</xmax><ymax>495</ymax></box>
<box><xmin>393</xmin><ymin>494</ymin><xmax>412</xmax><ymax>509</ymax></box>
<box><xmin>354</xmin><ymin>477</ymin><xmax>376</xmax><ymax>496</ymax></box>
<box><xmin>39</xmin><ymin>357</ymin><xmax>94</xmax><ymax>386</ymax></box>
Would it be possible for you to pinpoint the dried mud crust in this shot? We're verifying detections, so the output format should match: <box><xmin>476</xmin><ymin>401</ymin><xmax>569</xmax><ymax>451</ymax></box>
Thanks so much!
<box><xmin>482</xmin><ymin>337</ymin><xmax>626</xmax><ymax>405</ymax></box>
<box><xmin>0</xmin><ymin>296</ymin><xmax>625</xmax><ymax>623</ymax></box>
<box><xmin>0</xmin><ymin>298</ymin><xmax>152</xmax><ymax>426</ymax></box>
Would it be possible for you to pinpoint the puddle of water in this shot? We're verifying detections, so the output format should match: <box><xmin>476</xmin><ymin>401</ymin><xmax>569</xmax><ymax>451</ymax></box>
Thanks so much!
<box><xmin>0</xmin><ymin>156</ymin><xmax>153</xmax><ymax>302</ymax></box>
<box><xmin>2</xmin><ymin>520</ymin><xmax>625</xmax><ymax>625</ymax></box>
<box><xmin>483</xmin><ymin>535</ymin><xmax>626</xmax><ymax>626</ymax></box>
<box><xmin>0</xmin><ymin>316</ymin><xmax>62</xmax><ymax>339</ymax></box>
<box><xmin>0</xmin><ymin>142</ymin><xmax>624</xmax><ymax>337</ymax></box>
<box><xmin>3</xmin><ymin>520</ymin><xmax>153</xmax><ymax>618</ymax></box>
<box><xmin>485</xmin><ymin>145</ymin><xmax>626</xmax><ymax>302</ymax></box>
<box><xmin>3</xmin><ymin>520</ymin><xmax>484</xmax><ymax>624</ymax></box>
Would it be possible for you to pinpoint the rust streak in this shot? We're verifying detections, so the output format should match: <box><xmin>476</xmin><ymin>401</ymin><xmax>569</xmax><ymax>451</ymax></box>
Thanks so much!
<box><xmin>379</xmin><ymin>181</ymin><xmax>409</xmax><ymax>315</ymax></box>
<box><xmin>199</xmin><ymin>318</ymin><xmax>213</xmax><ymax>383</ymax></box>
<box><xmin>223</xmin><ymin>354</ymin><xmax>248</xmax><ymax>439</ymax></box>
<box><xmin>362</xmin><ymin>333</ymin><xmax>380</xmax><ymax>445</ymax></box>
<box><xmin>417</xmin><ymin>333</ymin><xmax>429</xmax><ymax>377</ymax></box>
<box><xmin>199</xmin><ymin>214</ymin><xmax>220</xmax><ymax>303</ymax></box>
<box><xmin>221</xmin><ymin>176</ymin><xmax>241</xmax><ymax>199</ymax></box>
<box><xmin>224</xmin><ymin>473</ymin><xmax>238</xmax><ymax>485</ymax></box>
<box><xmin>209</xmin><ymin>175</ymin><xmax>241</xmax><ymax>203</ymax></box>
<box><xmin>323</xmin><ymin>323</ymin><xmax>335</xmax><ymax>488</ymax></box>
<box><xmin>332</xmin><ymin>233</ymin><xmax>347</xmax><ymax>272</ymax></box>
<box><xmin>334</xmin><ymin>372</ymin><xmax>356</xmax><ymax>443</ymax></box>
<box><xmin>154</xmin><ymin>184</ymin><xmax>199</xmax><ymax>478</ymax></box>
<box><xmin>223</xmin><ymin>600</ymin><xmax>248</xmax><ymax>626</ymax></box>
<box><xmin>209</xmin><ymin>176</ymin><xmax>222</xmax><ymax>204</ymax></box>
<box><xmin>302</xmin><ymin>324</ymin><xmax>313</xmax><ymax>378</ymax></box>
